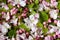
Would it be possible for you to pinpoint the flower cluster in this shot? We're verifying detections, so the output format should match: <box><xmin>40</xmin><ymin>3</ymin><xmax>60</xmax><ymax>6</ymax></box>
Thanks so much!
<box><xmin>0</xmin><ymin>0</ymin><xmax>60</xmax><ymax>40</ymax></box>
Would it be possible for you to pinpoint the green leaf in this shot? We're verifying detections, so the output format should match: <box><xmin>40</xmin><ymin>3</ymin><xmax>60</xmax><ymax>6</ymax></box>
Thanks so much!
<box><xmin>56</xmin><ymin>38</ymin><xmax>60</xmax><ymax>40</ymax></box>
<box><xmin>49</xmin><ymin>22</ymin><xmax>56</xmax><ymax>26</ymax></box>
<box><xmin>42</xmin><ymin>27</ymin><xmax>48</xmax><ymax>35</ymax></box>
<box><xmin>33</xmin><ymin>4</ymin><xmax>39</xmax><ymax>11</ymax></box>
<box><xmin>31</xmin><ymin>10</ymin><xmax>36</xmax><ymax>15</ymax></box>
<box><xmin>57</xmin><ymin>2</ymin><xmax>60</xmax><ymax>10</ymax></box>
<box><xmin>37</xmin><ymin>22</ymin><xmax>43</xmax><ymax>28</ymax></box>
<box><xmin>39</xmin><ymin>11</ymin><xmax>48</xmax><ymax>23</ymax></box>
<box><xmin>0</xmin><ymin>0</ymin><xmax>6</xmax><ymax>4</ymax></box>
<box><xmin>0</xmin><ymin>0</ymin><xmax>3</xmax><ymax>2</ymax></box>
<box><xmin>46</xmin><ymin>0</ymin><xmax>50</xmax><ymax>2</ymax></box>
<box><xmin>7</xmin><ymin>30</ymin><xmax>16</xmax><ymax>38</ymax></box>
<box><xmin>28</xmin><ymin>3</ymin><xmax>34</xmax><ymax>8</ymax></box>
<box><xmin>57</xmin><ymin>18</ymin><xmax>60</xmax><ymax>20</ymax></box>
<box><xmin>57</xmin><ymin>0</ymin><xmax>60</xmax><ymax>2</ymax></box>
<box><xmin>49</xmin><ymin>32</ymin><xmax>55</xmax><ymax>36</ymax></box>
<box><xmin>28</xmin><ymin>3</ymin><xmax>34</xmax><ymax>12</ymax></box>
<box><xmin>37</xmin><ymin>21</ymin><xmax>48</xmax><ymax>35</ymax></box>
<box><xmin>19</xmin><ymin>23</ymin><xmax>30</xmax><ymax>32</ymax></box>
<box><xmin>3</xmin><ymin>0</ymin><xmax>7</xmax><ymax>4</ymax></box>
<box><xmin>8</xmin><ymin>4</ymin><xmax>13</xmax><ymax>9</ymax></box>
<box><xmin>35</xmin><ymin>0</ymin><xmax>39</xmax><ymax>4</ymax></box>
<box><xmin>0</xmin><ymin>8</ymin><xmax>9</xmax><ymax>12</ymax></box>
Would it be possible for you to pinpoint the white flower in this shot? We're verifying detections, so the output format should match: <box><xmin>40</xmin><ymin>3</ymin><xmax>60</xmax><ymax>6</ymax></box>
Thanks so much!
<box><xmin>50</xmin><ymin>2</ymin><xmax>58</xmax><ymax>7</ymax></box>
<box><xmin>24</xmin><ymin>14</ymin><xmax>39</xmax><ymax>33</ymax></box>
<box><xmin>0</xmin><ymin>22</ymin><xmax>11</xmax><ymax>35</ymax></box>
<box><xmin>11</xmin><ymin>36</ymin><xmax>15</xmax><ymax>40</ymax></box>
<box><xmin>34</xmin><ymin>13</ymin><xmax>39</xmax><ymax>19</ymax></box>
<box><xmin>49</xmin><ymin>28</ymin><xmax>54</xmax><ymax>33</ymax></box>
<box><xmin>32</xmin><ymin>19</ymin><xmax>38</xmax><ymax>25</ymax></box>
<box><xmin>16</xmin><ymin>34</ymin><xmax>20</xmax><ymax>40</ymax></box>
<box><xmin>44</xmin><ymin>35</ymin><xmax>51</xmax><ymax>40</ymax></box>
<box><xmin>4</xmin><ymin>5</ymin><xmax>9</xmax><ymax>10</ymax></box>
<box><xmin>31</xmin><ymin>32</ymin><xmax>37</xmax><ymax>38</ymax></box>
<box><xmin>48</xmin><ymin>25</ymin><xmax>58</xmax><ymax>33</ymax></box>
<box><xmin>10</xmin><ymin>16</ymin><xmax>18</xmax><ymax>25</ymax></box>
<box><xmin>2</xmin><ymin>3</ymin><xmax>9</xmax><ymax>10</ymax></box>
<box><xmin>0</xmin><ymin>35</ymin><xmax>5</xmax><ymax>40</ymax></box>
<box><xmin>57</xmin><ymin>20</ymin><xmax>60</xmax><ymax>27</ymax></box>
<box><xmin>19</xmin><ymin>1</ymin><xmax>26</xmax><ymax>7</ymax></box>
<box><xmin>3</xmin><ymin>22</ymin><xmax>11</xmax><ymax>29</ymax></box>
<box><xmin>31</xmin><ymin>25</ymin><xmax>37</xmax><ymax>33</ymax></box>
<box><xmin>24</xmin><ymin>18</ymin><xmax>30</xmax><ymax>23</ymax></box>
<box><xmin>50</xmin><ymin>0</ymin><xmax>58</xmax><ymax>7</ymax></box>
<box><xmin>2</xmin><ymin>12</ymin><xmax>10</xmax><ymax>21</ymax></box>
<box><xmin>49</xmin><ymin>10</ymin><xmax>58</xmax><ymax>19</ymax></box>
<box><xmin>14</xmin><ymin>0</ymin><xmax>26</xmax><ymax>7</ymax></box>
<box><xmin>39</xmin><ymin>4</ymin><xmax>44</xmax><ymax>11</ymax></box>
<box><xmin>29</xmin><ymin>15</ymin><xmax>38</xmax><ymax>25</ymax></box>
<box><xmin>28</xmin><ymin>36</ymin><xmax>33</xmax><ymax>40</ymax></box>
<box><xmin>19</xmin><ymin>33</ymin><xmax>26</xmax><ymax>39</ymax></box>
<box><xmin>1</xmin><ymin>25</ymin><xmax>8</xmax><ymax>34</ymax></box>
<box><xmin>29</xmin><ymin>14</ymin><xmax>35</xmax><ymax>21</ymax></box>
<box><xmin>44</xmin><ymin>6</ymin><xmax>50</xmax><ymax>11</ymax></box>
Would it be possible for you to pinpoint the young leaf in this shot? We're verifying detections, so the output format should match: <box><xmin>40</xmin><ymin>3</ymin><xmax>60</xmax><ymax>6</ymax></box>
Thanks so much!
<box><xmin>8</xmin><ymin>4</ymin><xmax>13</xmax><ymax>9</ymax></box>
<box><xmin>28</xmin><ymin>3</ymin><xmax>34</xmax><ymax>8</ymax></box>
<box><xmin>37</xmin><ymin>22</ymin><xmax>43</xmax><ymax>28</ymax></box>
<box><xmin>35</xmin><ymin>0</ymin><xmax>39</xmax><ymax>4</ymax></box>
<box><xmin>40</xmin><ymin>11</ymin><xmax>48</xmax><ymax>22</ymax></box>
<box><xmin>19</xmin><ymin>23</ymin><xmax>30</xmax><ymax>32</ymax></box>
<box><xmin>33</xmin><ymin>4</ymin><xmax>39</xmax><ymax>11</ymax></box>
<box><xmin>31</xmin><ymin>10</ymin><xmax>36</xmax><ymax>15</ymax></box>
<box><xmin>42</xmin><ymin>27</ymin><xmax>48</xmax><ymax>35</ymax></box>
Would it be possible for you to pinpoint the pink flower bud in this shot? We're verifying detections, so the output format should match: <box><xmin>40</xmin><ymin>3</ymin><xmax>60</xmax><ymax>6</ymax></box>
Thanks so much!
<box><xmin>10</xmin><ymin>8</ymin><xmax>18</xmax><ymax>15</ymax></box>
<box><xmin>26</xmin><ymin>32</ymin><xmax>29</xmax><ymax>38</ymax></box>
<box><xmin>19</xmin><ymin>29</ymin><xmax>23</xmax><ymax>34</ymax></box>
<box><xmin>17</xmin><ymin>4</ymin><xmax>20</xmax><ymax>8</ymax></box>
<box><xmin>51</xmin><ymin>0</ymin><xmax>56</xmax><ymax>4</ymax></box>
<box><xmin>42</xmin><ymin>0</ymin><xmax>49</xmax><ymax>6</ymax></box>
<box><xmin>21</xmin><ymin>29</ymin><xmax>25</xmax><ymax>33</ymax></box>
<box><xmin>8</xmin><ymin>0</ymin><xmax>12</xmax><ymax>3</ymax></box>
<box><xmin>58</xmin><ymin>34</ymin><xmax>60</xmax><ymax>38</ymax></box>
<box><xmin>35</xmin><ymin>35</ymin><xmax>40</xmax><ymax>40</ymax></box>
<box><xmin>2</xmin><ymin>12</ymin><xmax>6</xmax><ymax>15</ymax></box>
<box><xmin>24</xmin><ymin>8</ymin><xmax>28</xmax><ymax>11</ymax></box>
<box><xmin>16</xmin><ymin>30</ymin><xmax>19</xmax><ymax>34</ymax></box>
<box><xmin>34</xmin><ymin>13</ymin><xmax>39</xmax><ymax>19</ymax></box>
<box><xmin>48</xmin><ymin>18</ymin><xmax>51</xmax><ymax>23</ymax></box>
<box><xmin>21</xmin><ymin>13</ymin><xmax>26</xmax><ymax>17</ymax></box>
<box><xmin>54</xmin><ymin>20</ymin><xmax>58</xmax><ymax>24</ymax></box>
<box><xmin>43</xmin><ymin>22</ymin><xmax>46</xmax><ymax>25</ymax></box>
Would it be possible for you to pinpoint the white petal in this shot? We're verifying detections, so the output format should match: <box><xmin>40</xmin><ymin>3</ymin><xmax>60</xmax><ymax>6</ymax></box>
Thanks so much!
<box><xmin>20</xmin><ymin>1</ymin><xmax>26</xmax><ymax>7</ymax></box>
<box><xmin>57</xmin><ymin>20</ymin><xmax>60</xmax><ymax>27</ymax></box>
<box><xmin>19</xmin><ymin>33</ymin><xmax>26</xmax><ymax>39</ymax></box>
<box><xmin>28</xmin><ymin>36</ymin><xmax>33</xmax><ymax>40</ymax></box>
<box><xmin>11</xmin><ymin>36</ymin><xmax>15</xmax><ymax>40</ymax></box>
<box><xmin>49</xmin><ymin>28</ymin><xmax>54</xmax><ymax>33</ymax></box>
<box><xmin>29</xmin><ymin>14</ymin><xmax>35</xmax><ymax>21</ymax></box>
<box><xmin>3</xmin><ymin>22</ymin><xmax>11</xmax><ymax>29</ymax></box>
<box><xmin>39</xmin><ymin>4</ymin><xmax>44</xmax><ymax>11</ymax></box>
<box><xmin>49</xmin><ymin>10</ymin><xmax>58</xmax><ymax>19</ymax></box>
<box><xmin>1</xmin><ymin>26</ymin><xmax>8</xmax><ymax>34</ymax></box>
<box><xmin>32</xmin><ymin>19</ymin><xmax>38</xmax><ymax>25</ymax></box>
